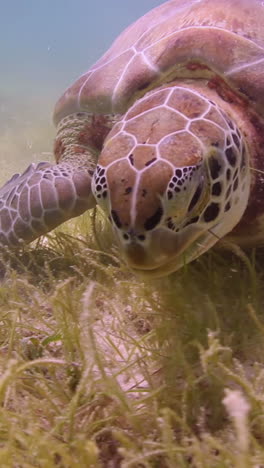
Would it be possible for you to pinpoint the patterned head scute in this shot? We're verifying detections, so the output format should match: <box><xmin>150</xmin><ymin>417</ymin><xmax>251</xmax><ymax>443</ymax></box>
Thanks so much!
<box><xmin>91</xmin><ymin>85</ymin><xmax>250</xmax><ymax>276</ymax></box>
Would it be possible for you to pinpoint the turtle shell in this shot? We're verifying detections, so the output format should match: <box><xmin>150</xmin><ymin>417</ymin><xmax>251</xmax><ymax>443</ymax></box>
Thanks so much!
<box><xmin>54</xmin><ymin>0</ymin><xmax>264</xmax><ymax>125</ymax></box>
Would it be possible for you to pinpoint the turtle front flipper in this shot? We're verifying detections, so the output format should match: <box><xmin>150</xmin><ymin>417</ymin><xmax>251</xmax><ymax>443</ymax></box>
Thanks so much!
<box><xmin>0</xmin><ymin>160</ymin><xmax>95</xmax><ymax>247</ymax></box>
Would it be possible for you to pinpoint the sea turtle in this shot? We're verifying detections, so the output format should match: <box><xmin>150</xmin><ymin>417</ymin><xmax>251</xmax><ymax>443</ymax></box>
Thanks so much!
<box><xmin>0</xmin><ymin>0</ymin><xmax>264</xmax><ymax>277</ymax></box>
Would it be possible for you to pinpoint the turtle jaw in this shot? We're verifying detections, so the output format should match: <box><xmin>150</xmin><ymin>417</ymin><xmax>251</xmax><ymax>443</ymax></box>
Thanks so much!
<box><xmin>119</xmin><ymin>224</ymin><xmax>216</xmax><ymax>278</ymax></box>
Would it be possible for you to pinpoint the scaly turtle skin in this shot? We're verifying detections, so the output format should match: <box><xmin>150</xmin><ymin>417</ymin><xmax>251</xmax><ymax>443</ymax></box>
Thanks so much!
<box><xmin>0</xmin><ymin>0</ymin><xmax>264</xmax><ymax>277</ymax></box>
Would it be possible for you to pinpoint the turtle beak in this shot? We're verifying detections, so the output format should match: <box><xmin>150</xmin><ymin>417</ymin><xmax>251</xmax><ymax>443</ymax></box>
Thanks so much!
<box><xmin>120</xmin><ymin>224</ymin><xmax>207</xmax><ymax>277</ymax></box>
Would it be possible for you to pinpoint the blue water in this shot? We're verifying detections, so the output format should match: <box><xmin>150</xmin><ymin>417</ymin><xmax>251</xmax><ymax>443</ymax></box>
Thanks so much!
<box><xmin>0</xmin><ymin>0</ymin><xmax>162</xmax><ymax>173</ymax></box>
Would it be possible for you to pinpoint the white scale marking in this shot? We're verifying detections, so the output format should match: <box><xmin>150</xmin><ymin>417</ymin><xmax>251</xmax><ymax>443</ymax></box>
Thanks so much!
<box><xmin>112</xmin><ymin>48</ymin><xmax>137</xmax><ymax>105</ymax></box>
<box><xmin>164</xmin><ymin>88</ymin><xmax>174</xmax><ymax>105</ymax></box>
<box><xmin>164</xmin><ymin>103</ymin><xmax>192</xmax><ymax>121</ymax></box>
<box><xmin>140</xmin><ymin>51</ymin><xmax>159</xmax><ymax>73</ymax></box>
<box><xmin>143</xmin><ymin>25</ymin><xmax>264</xmax><ymax>54</ymax></box>
<box><xmin>133</xmin><ymin>0</ymin><xmax>202</xmax><ymax>50</ymax></box>
<box><xmin>225</xmin><ymin>57</ymin><xmax>264</xmax><ymax>75</ymax></box>
<box><xmin>104</xmin><ymin>149</ymin><xmax>137</xmax><ymax>172</ymax></box>
<box><xmin>73</xmin><ymin>3</ymin><xmax>264</xmax><ymax>112</ymax></box>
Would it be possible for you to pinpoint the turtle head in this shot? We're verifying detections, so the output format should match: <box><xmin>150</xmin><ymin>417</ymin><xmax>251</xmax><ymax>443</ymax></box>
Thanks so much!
<box><xmin>92</xmin><ymin>85</ymin><xmax>250</xmax><ymax>277</ymax></box>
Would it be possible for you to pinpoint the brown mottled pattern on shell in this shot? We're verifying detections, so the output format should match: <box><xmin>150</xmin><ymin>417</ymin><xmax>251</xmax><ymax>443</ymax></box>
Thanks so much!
<box><xmin>89</xmin><ymin>1</ymin><xmax>178</xmax><ymax>68</ymax></box>
<box><xmin>100</xmin><ymin>82</ymin><xmax>230</xmax><ymax>175</ymax></box>
<box><xmin>54</xmin><ymin>0</ymin><xmax>264</xmax><ymax>123</ymax></box>
<box><xmin>75</xmin><ymin>50</ymin><xmax>134</xmax><ymax>114</ymax></box>
<box><xmin>124</xmin><ymin>107</ymin><xmax>186</xmax><ymax>144</ymax></box>
<box><xmin>228</xmin><ymin>62</ymin><xmax>264</xmax><ymax>115</ymax></box>
<box><xmin>54</xmin><ymin>74</ymin><xmax>90</xmax><ymax>126</ymax></box>
<box><xmin>100</xmin><ymin>134</ymin><xmax>134</xmax><ymax>166</ymax></box>
<box><xmin>110</xmin><ymin>53</ymin><xmax>158</xmax><ymax>110</ymax></box>
<box><xmin>126</xmin><ymin>88</ymin><xmax>170</xmax><ymax>120</ymax></box>
<box><xmin>144</xmin><ymin>28</ymin><xmax>262</xmax><ymax>75</ymax></box>
<box><xmin>204</xmin><ymin>107</ymin><xmax>229</xmax><ymax>129</ymax></box>
<box><xmin>107</xmin><ymin>160</ymin><xmax>136</xmax><ymax>227</ymax></box>
<box><xmin>130</xmin><ymin>146</ymin><xmax>157</xmax><ymax>171</ymax></box>
<box><xmin>189</xmin><ymin>120</ymin><xmax>226</xmax><ymax>148</ymax></box>
<box><xmin>135</xmin><ymin>162</ymin><xmax>173</xmax><ymax>231</ymax></box>
<box><xmin>106</xmin><ymin>121</ymin><xmax>123</xmax><ymax>140</ymax></box>
<box><xmin>167</xmin><ymin>88</ymin><xmax>208</xmax><ymax>118</ymax></box>
<box><xmin>97</xmin><ymin>80</ymin><xmax>256</xmax><ymax>243</ymax></box>
<box><xmin>159</xmin><ymin>132</ymin><xmax>203</xmax><ymax>166</ymax></box>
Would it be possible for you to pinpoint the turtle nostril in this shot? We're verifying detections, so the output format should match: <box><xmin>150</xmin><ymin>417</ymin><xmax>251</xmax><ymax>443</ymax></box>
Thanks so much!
<box><xmin>122</xmin><ymin>232</ymin><xmax>146</xmax><ymax>243</ymax></box>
